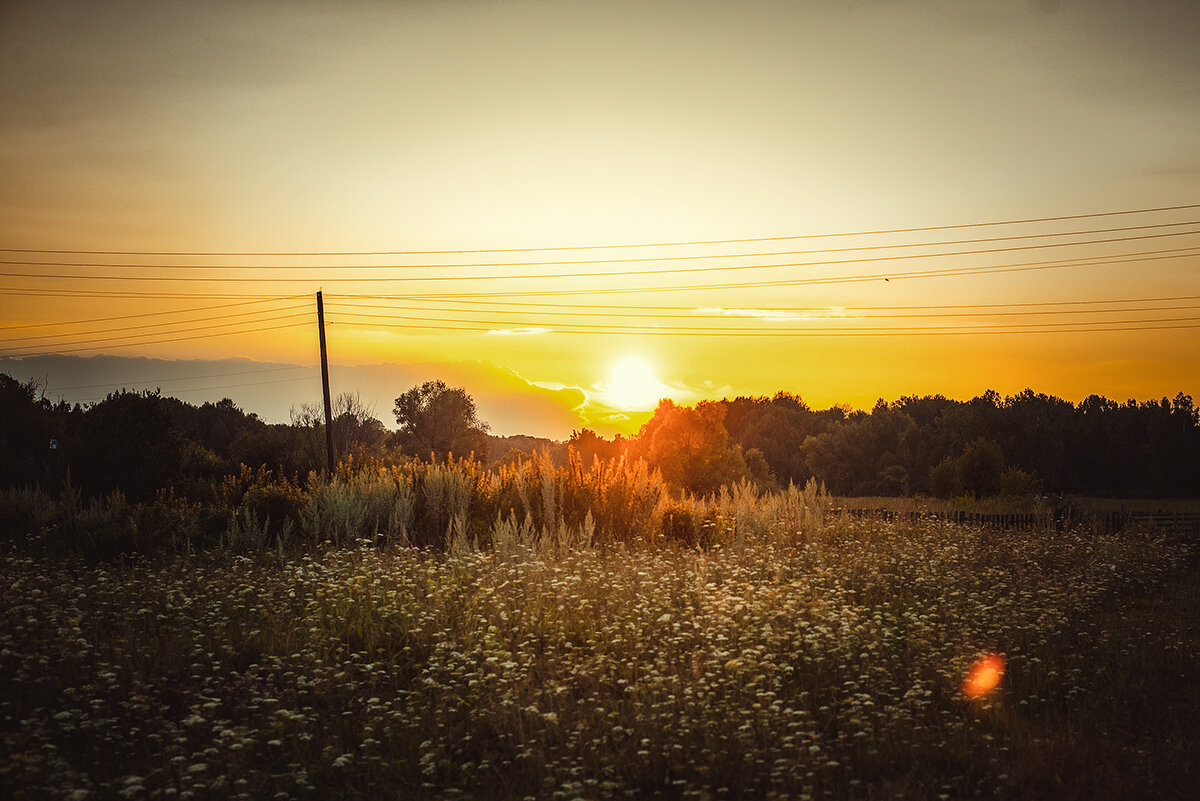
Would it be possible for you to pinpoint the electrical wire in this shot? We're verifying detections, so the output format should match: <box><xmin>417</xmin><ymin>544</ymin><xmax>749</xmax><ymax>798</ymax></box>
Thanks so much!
<box><xmin>340</xmin><ymin>293</ymin><xmax>1200</xmax><ymax>313</ymax></box>
<box><xmin>8</xmin><ymin>289</ymin><xmax>1197</xmax><ymax>358</ymax></box>
<box><xmin>3</xmin><ymin>240</ymin><xmax>1198</xmax><ymax>287</ymax></box>
<box><xmin>325</xmin><ymin>311</ymin><xmax>1200</xmax><ymax>334</ymax></box>
<box><xmin>4</xmin><ymin>200</ymin><xmax>1198</xmax><ymax>256</ymax></box>
<box><xmin>55</xmin><ymin>375</ymin><xmax>320</xmax><ymax>406</ymax></box>
<box><xmin>1</xmin><ymin>304</ymin><xmax>311</xmax><ymax>344</ymax></box>
<box><xmin>44</xmin><ymin>365</ymin><xmax>314</xmax><ymax>392</ymax></box>
<box><xmin>0</xmin><ymin>295</ymin><xmax>308</xmax><ymax>331</ymax></box>
<box><xmin>7</xmin><ymin>219</ymin><xmax>1200</xmax><ymax>270</ymax></box>
<box><xmin>0</xmin><ymin>321</ymin><xmax>310</xmax><ymax>357</ymax></box>
<box><xmin>0</xmin><ymin>289</ymin><xmax>298</xmax><ymax>300</ymax></box>
<box><xmin>329</xmin><ymin>299</ymin><xmax>1200</xmax><ymax>321</ymax></box>
<box><xmin>4</xmin><ymin>201</ymin><xmax>1199</xmax><ymax>355</ymax></box>
<box><xmin>326</xmin><ymin>308</ymin><xmax>1200</xmax><ymax>331</ymax></box>
<box><xmin>324</xmin><ymin>318</ymin><xmax>1200</xmax><ymax>337</ymax></box>
<box><xmin>286</xmin><ymin>248</ymin><xmax>1198</xmax><ymax>297</ymax></box>
<box><xmin>5</xmin><ymin>227</ymin><xmax>1200</xmax><ymax>274</ymax></box>
<box><xmin>1</xmin><ymin>311</ymin><xmax>311</xmax><ymax>348</ymax></box>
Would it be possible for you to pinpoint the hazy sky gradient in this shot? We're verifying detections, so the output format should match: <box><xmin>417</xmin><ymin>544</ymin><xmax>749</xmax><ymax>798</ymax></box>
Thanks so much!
<box><xmin>2</xmin><ymin>0</ymin><xmax>1198</xmax><ymax>435</ymax></box>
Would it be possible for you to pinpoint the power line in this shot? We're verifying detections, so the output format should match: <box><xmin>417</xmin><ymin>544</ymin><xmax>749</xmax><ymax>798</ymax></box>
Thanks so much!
<box><xmin>0</xmin><ymin>289</ymin><xmax>297</xmax><ymax>300</ymax></box>
<box><xmin>4</xmin><ymin>201</ymin><xmax>1198</xmax><ymax>256</ymax></box>
<box><xmin>325</xmin><ymin>317</ymin><xmax>1200</xmax><ymax>337</ymax></box>
<box><xmin>3</xmin><ymin>238</ymin><xmax>1198</xmax><ymax>286</ymax></box>
<box><xmin>327</xmin><ymin>309</ymin><xmax>1200</xmax><ymax>332</ymax></box>
<box><xmin>43</xmin><ymin>365</ymin><xmax>314</xmax><ymax>392</ymax></box>
<box><xmin>310</xmin><ymin>248</ymin><xmax>1200</xmax><ymax>297</ymax></box>
<box><xmin>3</xmin><ymin>200</ymin><xmax>1198</xmax><ymax>355</ymax></box>
<box><xmin>6</xmin><ymin>288</ymin><xmax>1196</xmax><ymax>356</ymax></box>
<box><xmin>7</xmin><ymin>244</ymin><xmax>1177</xmax><ymax>305</ymax></box>
<box><xmin>343</xmin><ymin>293</ymin><xmax>1200</xmax><ymax>313</ymax></box>
<box><xmin>54</xmin><ymin>375</ymin><xmax>320</xmax><ymax>406</ymax></box>
<box><xmin>0</xmin><ymin>321</ymin><xmax>310</xmax><ymax>357</ymax></box>
<box><xmin>9</xmin><ymin>219</ymin><xmax>1200</xmax><ymax>271</ymax></box>
<box><xmin>330</xmin><ymin>299</ymin><xmax>1200</xmax><ymax>321</ymax></box>
<box><xmin>1</xmin><ymin>303</ymin><xmax>311</xmax><ymax>344</ymax></box>
<box><xmin>0</xmin><ymin>295</ymin><xmax>308</xmax><ymax>331</ymax></box>
<box><xmin>1</xmin><ymin>310</ymin><xmax>311</xmax><ymax>348</ymax></box>
<box><xmin>5</xmin><ymin>224</ymin><xmax>1200</xmax><ymax>271</ymax></box>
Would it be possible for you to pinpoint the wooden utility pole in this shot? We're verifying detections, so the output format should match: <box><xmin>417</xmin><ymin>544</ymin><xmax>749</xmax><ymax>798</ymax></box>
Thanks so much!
<box><xmin>317</xmin><ymin>291</ymin><xmax>336</xmax><ymax>476</ymax></box>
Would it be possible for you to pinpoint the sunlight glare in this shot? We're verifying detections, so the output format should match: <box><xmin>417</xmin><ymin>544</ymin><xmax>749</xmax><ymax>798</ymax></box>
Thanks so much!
<box><xmin>604</xmin><ymin>355</ymin><xmax>671</xmax><ymax>411</ymax></box>
<box><xmin>962</xmin><ymin>652</ymin><xmax>1006</xmax><ymax>700</ymax></box>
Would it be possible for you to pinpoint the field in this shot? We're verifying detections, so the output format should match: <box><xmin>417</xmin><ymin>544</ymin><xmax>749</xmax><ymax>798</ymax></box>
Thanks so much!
<box><xmin>837</xmin><ymin>495</ymin><xmax>1200</xmax><ymax>517</ymax></box>
<box><xmin>2</xmin><ymin>508</ymin><xmax>1197</xmax><ymax>801</ymax></box>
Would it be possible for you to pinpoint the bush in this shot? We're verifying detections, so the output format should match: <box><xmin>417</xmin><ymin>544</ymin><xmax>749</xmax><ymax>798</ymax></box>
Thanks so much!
<box><xmin>241</xmin><ymin>475</ymin><xmax>305</xmax><ymax>540</ymax></box>
<box><xmin>1000</xmin><ymin>466</ymin><xmax>1041</xmax><ymax>499</ymax></box>
<box><xmin>958</xmin><ymin>438</ymin><xmax>1004</xmax><ymax>498</ymax></box>
<box><xmin>0</xmin><ymin>486</ymin><xmax>56</xmax><ymax>542</ymax></box>
<box><xmin>930</xmin><ymin>456</ymin><xmax>962</xmax><ymax>499</ymax></box>
<box><xmin>658</xmin><ymin>500</ymin><xmax>701</xmax><ymax>546</ymax></box>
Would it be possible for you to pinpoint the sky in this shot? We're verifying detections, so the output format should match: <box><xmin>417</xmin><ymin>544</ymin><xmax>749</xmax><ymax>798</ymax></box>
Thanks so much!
<box><xmin>1</xmin><ymin>0</ymin><xmax>1198</xmax><ymax>438</ymax></box>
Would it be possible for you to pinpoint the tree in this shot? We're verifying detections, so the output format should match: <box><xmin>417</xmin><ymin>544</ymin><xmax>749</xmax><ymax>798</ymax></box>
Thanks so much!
<box><xmin>289</xmin><ymin>402</ymin><xmax>328</xmax><ymax>473</ymax></box>
<box><xmin>633</xmin><ymin>399</ymin><xmax>749</xmax><ymax>495</ymax></box>
<box><xmin>929</xmin><ymin>456</ymin><xmax>962</xmax><ymax>499</ymax></box>
<box><xmin>74</xmin><ymin>389</ymin><xmax>187</xmax><ymax>501</ymax></box>
<box><xmin>567</xmin><ymin>428</ymin><xmax>624</xmax><ymax>466</ymax></box>
<box><xmin>393</xmin><ymin>380</ymin><xmax>490</xmax><ymax>461</ymax></box>
<box><xmin>329</xmin><ymin>391</ymin><xmax>387</xmax><ymax>460</ymax></box>
<box><xmin>0</xmin><ymin>375</ymin><xmax>53</xmax><ymax>489</ymax></box>
<box><xmin>956</xmin><ymin>437</ymin><xmax>1005</xmax><ymax>498</ymax></box>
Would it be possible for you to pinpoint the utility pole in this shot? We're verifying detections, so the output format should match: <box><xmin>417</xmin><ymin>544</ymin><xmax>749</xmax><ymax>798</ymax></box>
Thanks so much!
<box><xmin>317</xmin><ymin>291</ymin><xmax>336</xmax><ymax>476</ymax></box>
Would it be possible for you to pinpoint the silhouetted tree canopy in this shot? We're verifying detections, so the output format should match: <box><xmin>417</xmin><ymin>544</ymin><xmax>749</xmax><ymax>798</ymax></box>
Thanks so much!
<box><xmin>0</xmin><ymin>371</ymin><xmax>1196</xmax><ymax>502</ymax></box>
<box><xmin>393</xmin><ymin>380</ymin><xmax>490</xmax><ymax>461</ymax></box>
<box><xmin>0</xmin><ymin>375</ymin><xmax>55</xmax><ymax>489</ymax></box>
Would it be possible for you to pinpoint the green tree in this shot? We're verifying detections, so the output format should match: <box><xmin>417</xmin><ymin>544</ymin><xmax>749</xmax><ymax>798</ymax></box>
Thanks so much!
<box><xmin>958</xmin><ymin>437</ymin><xmax>1004</xmax><ymax>498</ymax></box>
<box><xmin>393</xmin><ymin>380</ymin><xmax>489</xmax><ymax>461</ymax></box>
<box><xmin>928</xmin><ymin>455</ymin><xmax>961</xmax><ymax>499</ymax></box>
<box><xmin>874</xmin><ymin>464</ymin><xmax>910</xmax><ymax>496</ymax></box>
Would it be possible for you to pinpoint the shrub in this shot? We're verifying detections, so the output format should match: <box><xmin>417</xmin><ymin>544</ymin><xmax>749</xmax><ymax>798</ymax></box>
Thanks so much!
<box><xmin>242</xmin><ymin>475</ymin><xmax>305</xmax><ymax>539</ymax></box>
<box><xmin>0</xmin><ymin>486</ymin><xmax>56</xmax><ymax>542</ymax></box>
<box><xmin>1000</xmin><ymin>466</ymin><xmax>1041</xmax><ymax>498</ymax></box>
<box><xmin>658</xmin><ymin>499</ymin><xmax>701</xmax><ymax>546</ymax></box>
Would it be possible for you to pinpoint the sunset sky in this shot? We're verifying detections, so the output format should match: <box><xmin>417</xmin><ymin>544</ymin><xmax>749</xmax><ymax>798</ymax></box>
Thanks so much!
<box><xmin>2</xmin><ymin>0</ymin><xmax>1198</xmax><ymax>437</ymax></box>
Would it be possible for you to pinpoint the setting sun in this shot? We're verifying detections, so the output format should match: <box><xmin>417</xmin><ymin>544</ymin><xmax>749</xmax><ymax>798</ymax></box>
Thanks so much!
<box><xmin>603</xmin><ymin>356</ymin><xmax>673</xmax><ymax>412</ymax></box>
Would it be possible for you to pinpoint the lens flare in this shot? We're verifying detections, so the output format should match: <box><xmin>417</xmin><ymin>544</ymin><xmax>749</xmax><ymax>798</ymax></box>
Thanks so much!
<box><xmin>962</xmin><ymin>653</ymin><xmax>1006</xmax><ymax>700</ymax></box>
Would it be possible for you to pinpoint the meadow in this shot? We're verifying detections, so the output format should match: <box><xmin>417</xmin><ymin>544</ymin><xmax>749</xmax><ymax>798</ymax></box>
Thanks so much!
<box><xmin>2</xmin><ymin>475</ymin><xmax>1196</xmax><ymax>800</ymax></box>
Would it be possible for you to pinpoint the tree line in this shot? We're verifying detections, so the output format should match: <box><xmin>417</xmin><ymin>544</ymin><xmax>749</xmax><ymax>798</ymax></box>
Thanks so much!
<box><xmin>1</xmin><ymin>372</ymin><xmax>1197</xmax><ymax>504</ymax></box>
<box><xmin>615</xmin><ymin>389</ymin><xmax>1199</xmax><ymax>499</ymax></box>
<box><xmin>600</xmin><ymin>389</ymin><xmax>1198</xmax><ymax>499</ymax></box>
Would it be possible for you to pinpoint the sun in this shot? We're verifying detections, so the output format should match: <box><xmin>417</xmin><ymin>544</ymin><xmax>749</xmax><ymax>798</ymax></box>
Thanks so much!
<box><xmin>604</xmin><ymin>355</ymin><xmax>672</xmax><ymax>411</ymax></box>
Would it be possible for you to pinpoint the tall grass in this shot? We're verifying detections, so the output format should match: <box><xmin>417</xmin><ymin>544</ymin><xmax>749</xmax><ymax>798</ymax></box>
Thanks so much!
<box><xmin>1</xmin><ymin>515</ymin><xmax>1192</xmax><ymax>799</ymax></box>
<box><xmin>296</xmin><ymin>450</ymin><xmax>678</xmax><ymax>553</ymax></box>
<box><xmin>0</xmin><ymin>449</ymin><xmax>831</xmax><ymax>562</ymax></box>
